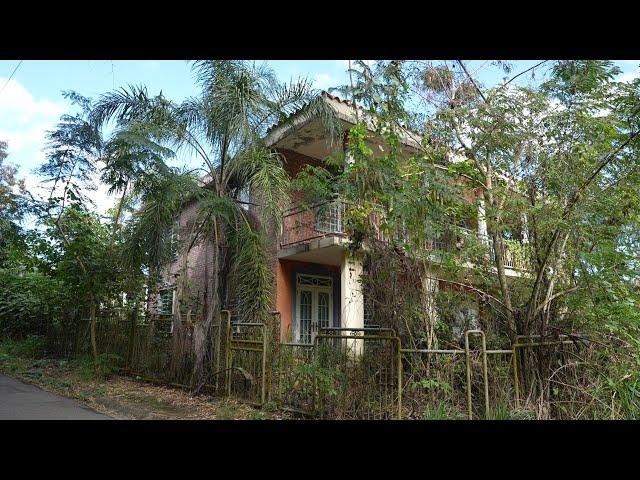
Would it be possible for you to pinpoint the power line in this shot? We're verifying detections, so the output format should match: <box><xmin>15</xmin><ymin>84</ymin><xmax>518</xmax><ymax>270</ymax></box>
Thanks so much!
<box><xmin>0</xmin><ymin>60</ymin><xmax>24</xmax><ymax>97</ymax></box>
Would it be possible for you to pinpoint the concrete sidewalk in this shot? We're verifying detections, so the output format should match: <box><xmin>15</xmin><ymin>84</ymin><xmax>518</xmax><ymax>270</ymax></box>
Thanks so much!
<box><xmin>0</xmin><ymin>373</ymin><xmax>111</xmax><ymax>420</ymax></box>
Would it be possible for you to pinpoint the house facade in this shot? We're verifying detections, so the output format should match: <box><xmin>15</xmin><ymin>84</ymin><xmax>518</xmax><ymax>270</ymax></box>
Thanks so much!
<box><xmin>156</xmin><ymin>92</ymin><xmax>527</xmax><ymax>345</ymax></box>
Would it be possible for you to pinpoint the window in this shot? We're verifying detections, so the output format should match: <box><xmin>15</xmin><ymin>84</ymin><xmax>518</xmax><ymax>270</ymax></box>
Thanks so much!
<box><xmin>237</xmin><ymin>186</ymin><xmax>251</xmax><ymax>211</ymax></box>
<box><xmin>169</xmin><ymin>219</ymin><xmax>180</xmax><ymax>261</ymax></box>
<box><xmin>158</xmin><ymin>286</ymin><xmax>175</xmax><ymax>316</ymax></box>
<box><xmin>315</xmin><ymin>202</ymin><xmax>345</xmax><ymax>234</ymax></box>
<box><xmin>297</xmin><ymin>274</ymin><xmax>333</xmax><ymax>288</ymax></box>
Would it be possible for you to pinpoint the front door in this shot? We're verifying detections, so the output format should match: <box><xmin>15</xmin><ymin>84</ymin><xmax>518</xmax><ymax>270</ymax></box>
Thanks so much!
<box><xmin>296</xmin><ymin>274</ymin><xmax>333</xmax><ymax>344</ymax></box>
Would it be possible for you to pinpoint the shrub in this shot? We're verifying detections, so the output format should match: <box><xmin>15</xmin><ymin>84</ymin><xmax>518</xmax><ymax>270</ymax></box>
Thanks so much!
<box><xmin>1</xmin><ymin>335</ymin><xmax>47</xmax><ymax>357</ymax></box>
<box><xmin>0</xmin><ymin>269</ymin><xmax>69</xmax><ymax>339</ymax></box>
<box><xmin>76</xmin><ymin>353</ymin><xmax>124</xmax><ymax>380</ymax></box>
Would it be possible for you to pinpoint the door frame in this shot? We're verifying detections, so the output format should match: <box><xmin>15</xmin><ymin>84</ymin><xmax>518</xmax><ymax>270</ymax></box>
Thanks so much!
<box><xmin>295</xmin><ymin>273</ymin><xmax>334</xmax><ymax>344</ymax></box>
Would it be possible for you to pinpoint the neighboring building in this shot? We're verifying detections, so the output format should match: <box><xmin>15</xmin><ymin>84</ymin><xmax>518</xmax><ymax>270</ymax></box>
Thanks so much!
<box><xmin>155</xmin><ymin>92</ymin><xmax>528</xmax><ymax>344</ymax></box>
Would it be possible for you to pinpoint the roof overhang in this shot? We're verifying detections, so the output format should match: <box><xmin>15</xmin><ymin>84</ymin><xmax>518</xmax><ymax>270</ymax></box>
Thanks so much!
<box><xmin>265</xmin><ymin>92</ymin><xmax>423</xmax><ymax>160</ymax></box>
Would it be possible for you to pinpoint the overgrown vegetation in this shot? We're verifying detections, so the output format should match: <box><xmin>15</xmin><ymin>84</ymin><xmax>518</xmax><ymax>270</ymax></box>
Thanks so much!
<box><xmin>1</xmin><ymin>60</ymin><xmax>639</xmax><ymax>419</ymax></box>
<box><xmin>292</xmin><ymin>60</ymin><xmax>640</xmax><ymax>418</ymax></box>
<box><xmin>0</xmin><ymin>337</ymin><xmax>283</xmax><ymax>419</ymax></box>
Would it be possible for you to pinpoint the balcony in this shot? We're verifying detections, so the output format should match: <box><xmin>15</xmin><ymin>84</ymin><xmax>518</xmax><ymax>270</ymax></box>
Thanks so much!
<box><xmin>280</xmin><ymin>202</ymin><xmax>529</xmax><ymax>271</ymax></box>
<box><xmin>281</xmin><ymin>202</ymin><xmax>348</xmax><ymax>247</ymax></box>
<box><xmin>425</xmin><ymin>227</ymin><xmax>530</xmax><ymax>271</ymax></box>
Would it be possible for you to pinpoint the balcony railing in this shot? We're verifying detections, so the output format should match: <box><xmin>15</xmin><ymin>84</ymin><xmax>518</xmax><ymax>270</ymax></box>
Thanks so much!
<box><xmin>280</xmin><ymin>202</ymin><xmax>529</xmax><ymax>271</ymax></box>
<box><xmin>431</xmin><ymin>227</ymin><xmax>529</xmax><ymax>271</ymax></box>
<box><xmin>281</xmin><ymin>201</ymin><xmax>347</xmax><ymax>247</ymax></box>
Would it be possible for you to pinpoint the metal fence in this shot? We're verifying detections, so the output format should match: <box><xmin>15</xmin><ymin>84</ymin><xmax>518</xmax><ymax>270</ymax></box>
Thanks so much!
<box><xmin>225</xmin><ymin>320</ymin><xmax>267</xmax><ymax>405</ymax></box>
<box><xmin>33</xmin><ymin>308</ymin><xmax>590</xmax><ymax>419</ymax></box>
<box><xmin>265</xmin><ymin>325</ymin><xmax>588</xmax><ymax>419</ymax></box>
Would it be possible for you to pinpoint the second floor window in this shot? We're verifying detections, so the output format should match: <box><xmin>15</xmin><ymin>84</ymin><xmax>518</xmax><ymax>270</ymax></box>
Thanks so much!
<box><xmin>169</xmin><ymin>219</ymin><xmax>180</xmax><ymax>261</ymax></box>
<box><xmin>158</xmin><ymin>286</ymin><xmax>175</xmax><ymax>316</ymax></box>
<box><xmin>315</xmin><ymin>202</ymin><xmax>345</xmax><ymax>234</ymax></box>
<box><xmin>237</xmin><ymin>186</ymin><xmax>250</xmax><ymax>211</ymax></box>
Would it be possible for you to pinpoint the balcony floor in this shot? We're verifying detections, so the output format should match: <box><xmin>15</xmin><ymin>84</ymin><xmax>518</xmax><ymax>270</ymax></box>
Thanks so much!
<box><xmin>277</xmin><ymin>236</ymin><xmax>347</xmax><ymax>266</ymax></box>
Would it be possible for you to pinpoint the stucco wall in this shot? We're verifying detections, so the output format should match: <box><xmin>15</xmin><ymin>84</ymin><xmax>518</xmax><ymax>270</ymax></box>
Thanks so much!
<box><xmin>156</xmin><ymin>148</ymin><xmax>326</xmax><ymax>321</ymax></box>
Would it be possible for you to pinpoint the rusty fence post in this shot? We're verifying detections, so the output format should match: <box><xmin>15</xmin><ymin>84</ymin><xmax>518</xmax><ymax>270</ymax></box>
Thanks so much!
<box><xmin>223</xmin><ymin>310</ymin><xmax>232</xmax><ymax>397</ymax></box>
<box><xmin>213</xmin><ymin>310</ymin><xmax>222</xmax><ymax>392</ymax></box>
<box><xmin>397</xmin><ymin>336</ymin><xmax>403</xmax><ymax>420</ymax></box>
<box><xmin>465</xmin><ymin>329</ymin><xmax>489</xmax><ymax>420</ymax></box>
<box><xmin>261</xmin><ymin>321</ymin><xmax>267</xmax><ymax>405</ymax></box>
<box><xmin>512</xmin><ymin>344</ymin><xmax>521</xmax><ymax>409</ymax></box>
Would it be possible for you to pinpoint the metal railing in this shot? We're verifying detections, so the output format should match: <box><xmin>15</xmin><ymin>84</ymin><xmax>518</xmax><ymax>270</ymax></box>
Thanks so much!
<box><xmin>447</xmin><ymin>227</ymin><xmax>530</xmax><ymax>271</ymax></box>
<box><xmin>35</xmin><ymin>307</ymin><xmax>591</xmax><ymax>419</ymax></box>
<box><xmin>281</xmin><ymin>201</ymin><xmax>348</xmax><ymax>247</ymax></box>
<box><xmin>280</xmin><ymin>202</ymin><xmax>529</xmax><ymax>270</ymax></box>
<box><xmin>265</xmin><ymin>325</ymin><xmax>586</xmax><ymax>419</ymax></box>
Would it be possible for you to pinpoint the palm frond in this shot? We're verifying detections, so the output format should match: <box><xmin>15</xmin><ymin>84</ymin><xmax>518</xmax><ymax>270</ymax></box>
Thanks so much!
<box><xmin>228</xmin><ymin>146</ymin><xmax>290</xmax><ymax>226</ymax></box>
<box><xmin>227</xmin><ymin>211</ymin><xmax>273</xmax><ymax>323</ymax></box>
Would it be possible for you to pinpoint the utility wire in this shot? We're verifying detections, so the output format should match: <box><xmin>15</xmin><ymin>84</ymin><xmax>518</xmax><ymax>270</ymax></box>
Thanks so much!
<box><xmin>0</xmin><ymin>60</ymin><xmax>24</xmax><ymax>97</ymax></box>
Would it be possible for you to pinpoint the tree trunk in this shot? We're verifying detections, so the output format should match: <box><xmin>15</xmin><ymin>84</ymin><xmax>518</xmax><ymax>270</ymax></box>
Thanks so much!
<box><xmin>89</xmin><ymin>298</ymin><xmax>98</xmax><ymax>361</ymax></box>
<box><xmin>192</xmin><ymin>220</ymin><xmax>222</xmax><ymax>391</ymax></box>
<box><xmin>126</xmin><ymin>301</ymin><xmax>138</xmax><ymax>373</ymax></box>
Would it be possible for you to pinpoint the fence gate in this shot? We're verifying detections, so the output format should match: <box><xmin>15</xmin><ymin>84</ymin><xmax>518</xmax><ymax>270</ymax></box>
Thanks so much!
<box><xmin>313</xmin><ymin>328</ymin><xmax>401</xmax><ymax>419</ymax></box>
<box><xmin>225</xmin><ymin>317</ymin><xmax>268</xmax><ymax>406</ymax></box>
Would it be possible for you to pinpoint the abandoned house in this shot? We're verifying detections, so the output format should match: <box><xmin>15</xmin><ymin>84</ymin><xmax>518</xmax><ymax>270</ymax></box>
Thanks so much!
<box><xmin>153</xmin><ymin>92</ymin><xmax>529</xmax><ymax>345</ymax></box>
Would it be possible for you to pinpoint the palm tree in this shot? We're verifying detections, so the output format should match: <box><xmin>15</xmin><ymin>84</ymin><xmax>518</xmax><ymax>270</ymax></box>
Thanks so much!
<box><xmin>91</xmin><ymin>60</ymin><xmax>340</xmax><ymax>387</ymax></box>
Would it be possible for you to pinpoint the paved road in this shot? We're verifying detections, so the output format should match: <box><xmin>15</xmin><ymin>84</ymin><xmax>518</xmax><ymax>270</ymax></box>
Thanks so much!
<box><xmin>0</xmin><ymin>374</ymin><xmax>111</xmax><ymax>420</ymax></box>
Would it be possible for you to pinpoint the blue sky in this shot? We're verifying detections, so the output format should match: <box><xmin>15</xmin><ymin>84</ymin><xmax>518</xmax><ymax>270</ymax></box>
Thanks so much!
<box><xmin>1</xmin><ymin>59</ymin><xmax>638</xmax><ymax>214</ymax></box>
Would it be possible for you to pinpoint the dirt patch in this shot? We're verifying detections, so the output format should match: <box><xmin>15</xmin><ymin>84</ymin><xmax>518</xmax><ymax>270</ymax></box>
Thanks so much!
<box><xmin>82</xmin><ymin>377</ymin><xmax>276</xmax><ymax>420</ymax></box>
<box><xmin>0</xmin><ymin>343</ymin><xmax>291</xmax><ymax>420</ymax></box>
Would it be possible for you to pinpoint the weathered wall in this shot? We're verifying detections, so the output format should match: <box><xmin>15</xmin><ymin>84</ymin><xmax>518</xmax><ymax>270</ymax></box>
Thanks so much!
<box><xmin>156</xmin><ymin>148</ymin><xmax>326</xmax><ymax>322</ymax></box>
<box><xmin>156</xmin><ymin>198</ymin><xmax>211</xmax><ymax>314</ymax></box>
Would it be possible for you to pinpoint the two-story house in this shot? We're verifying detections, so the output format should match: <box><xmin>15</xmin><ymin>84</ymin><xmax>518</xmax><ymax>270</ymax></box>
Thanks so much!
<box><xmin>155</xmin><ymin>92</ymin><xmax>528</xmax><ymax>345</ymax></box>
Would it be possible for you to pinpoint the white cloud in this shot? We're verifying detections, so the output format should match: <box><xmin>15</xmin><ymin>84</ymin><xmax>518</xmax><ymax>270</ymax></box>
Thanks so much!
<box><xmin>0</xmin><ymin>77</ymin><xmax>68</xmax><ymax>178</ymax></box>
<box><xmin>0</xmin><ymin>78</ymin><xmax>117</xmax><ymax>217</ymax></box>
<box><xmin>619</xmin><ymin>69</ymin><xmax>640</xmax><ymax>83</ymax></box>
<box><xmin>22</xmin><ymin>167</ymin><xmax>117</xmax><ymax>218</ymax></box>
<box><xmin>0</xmin><ymin>77</ymin><xmax>66</xmax><ymax>125</ymax></box>
<box><xmin>313</xmin><ymin>73</ymin><xmax>335</xmax><ymax>90</ymax></box>
<box><xmin>615</xmin><ymin>60</ymin><xmax>640</xmax><ymax>83</ymax></box>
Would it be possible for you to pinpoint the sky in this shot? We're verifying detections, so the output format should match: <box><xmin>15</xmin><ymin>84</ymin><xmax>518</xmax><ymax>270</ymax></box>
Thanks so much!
<box><xmin>1</xmin><ymin>59</ymin><xmax>639</xmax><ymax>216</ymax></box>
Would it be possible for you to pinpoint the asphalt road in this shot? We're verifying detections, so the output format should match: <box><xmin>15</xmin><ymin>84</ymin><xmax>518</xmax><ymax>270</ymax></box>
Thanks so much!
<box><xmin>0</xmin><ymin>373</ymin><xmax>111</xmax><ymax>420</ymax></box>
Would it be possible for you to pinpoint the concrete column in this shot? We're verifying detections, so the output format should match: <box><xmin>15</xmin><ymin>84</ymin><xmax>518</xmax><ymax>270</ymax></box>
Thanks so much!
<box><xmin>477</xmin><ymin>198</ymin><xmax>488</xmax><ymax>238</ymax></box>
<box><xmin>521</xmin><ymin>214</ymin><xmax>529</xmax><ymax>243</ymax></box>
<box><xmin>341</xmin><ymin>250</ymin><xmax>364</xmax><ymax>356</ymax></box>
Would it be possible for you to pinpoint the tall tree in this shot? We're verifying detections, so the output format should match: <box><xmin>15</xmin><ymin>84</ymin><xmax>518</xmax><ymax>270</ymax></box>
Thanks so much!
<box><xmin>0</xmin><ymin>140</ymin><xmax>31</xmax><ymax>268</ymax></box>
<box><xmin>91</xmin><ymin>60</ymin><xmax>340</xmax><ymax>387</ymax></box>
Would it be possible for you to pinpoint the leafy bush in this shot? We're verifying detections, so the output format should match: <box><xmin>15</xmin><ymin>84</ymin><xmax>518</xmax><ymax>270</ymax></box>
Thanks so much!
<box><xmin>76</xmin><ymin>353</ymin><xmax>123</xmax><ymax>380</ymax></box>
<box><xmin>0</xmin><ymin>269</ymin><xmax>69</xmax><ymax>339</ymax></box>
<box><xmin>0</xmin><ymin>335</ymin><xmax>47</xmax><ymax>357</ymax></box>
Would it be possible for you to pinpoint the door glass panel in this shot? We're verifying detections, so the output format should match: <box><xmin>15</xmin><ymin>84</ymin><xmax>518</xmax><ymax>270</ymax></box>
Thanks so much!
<box><xmin>318</xmin><ymin>291</ymin><xmax>330</xmax><ymax>331</ymax></box>
<box><xmin>299</xmin><ymin>290</ymin><xmax>312</xmax><ymax>344</ymax></box>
